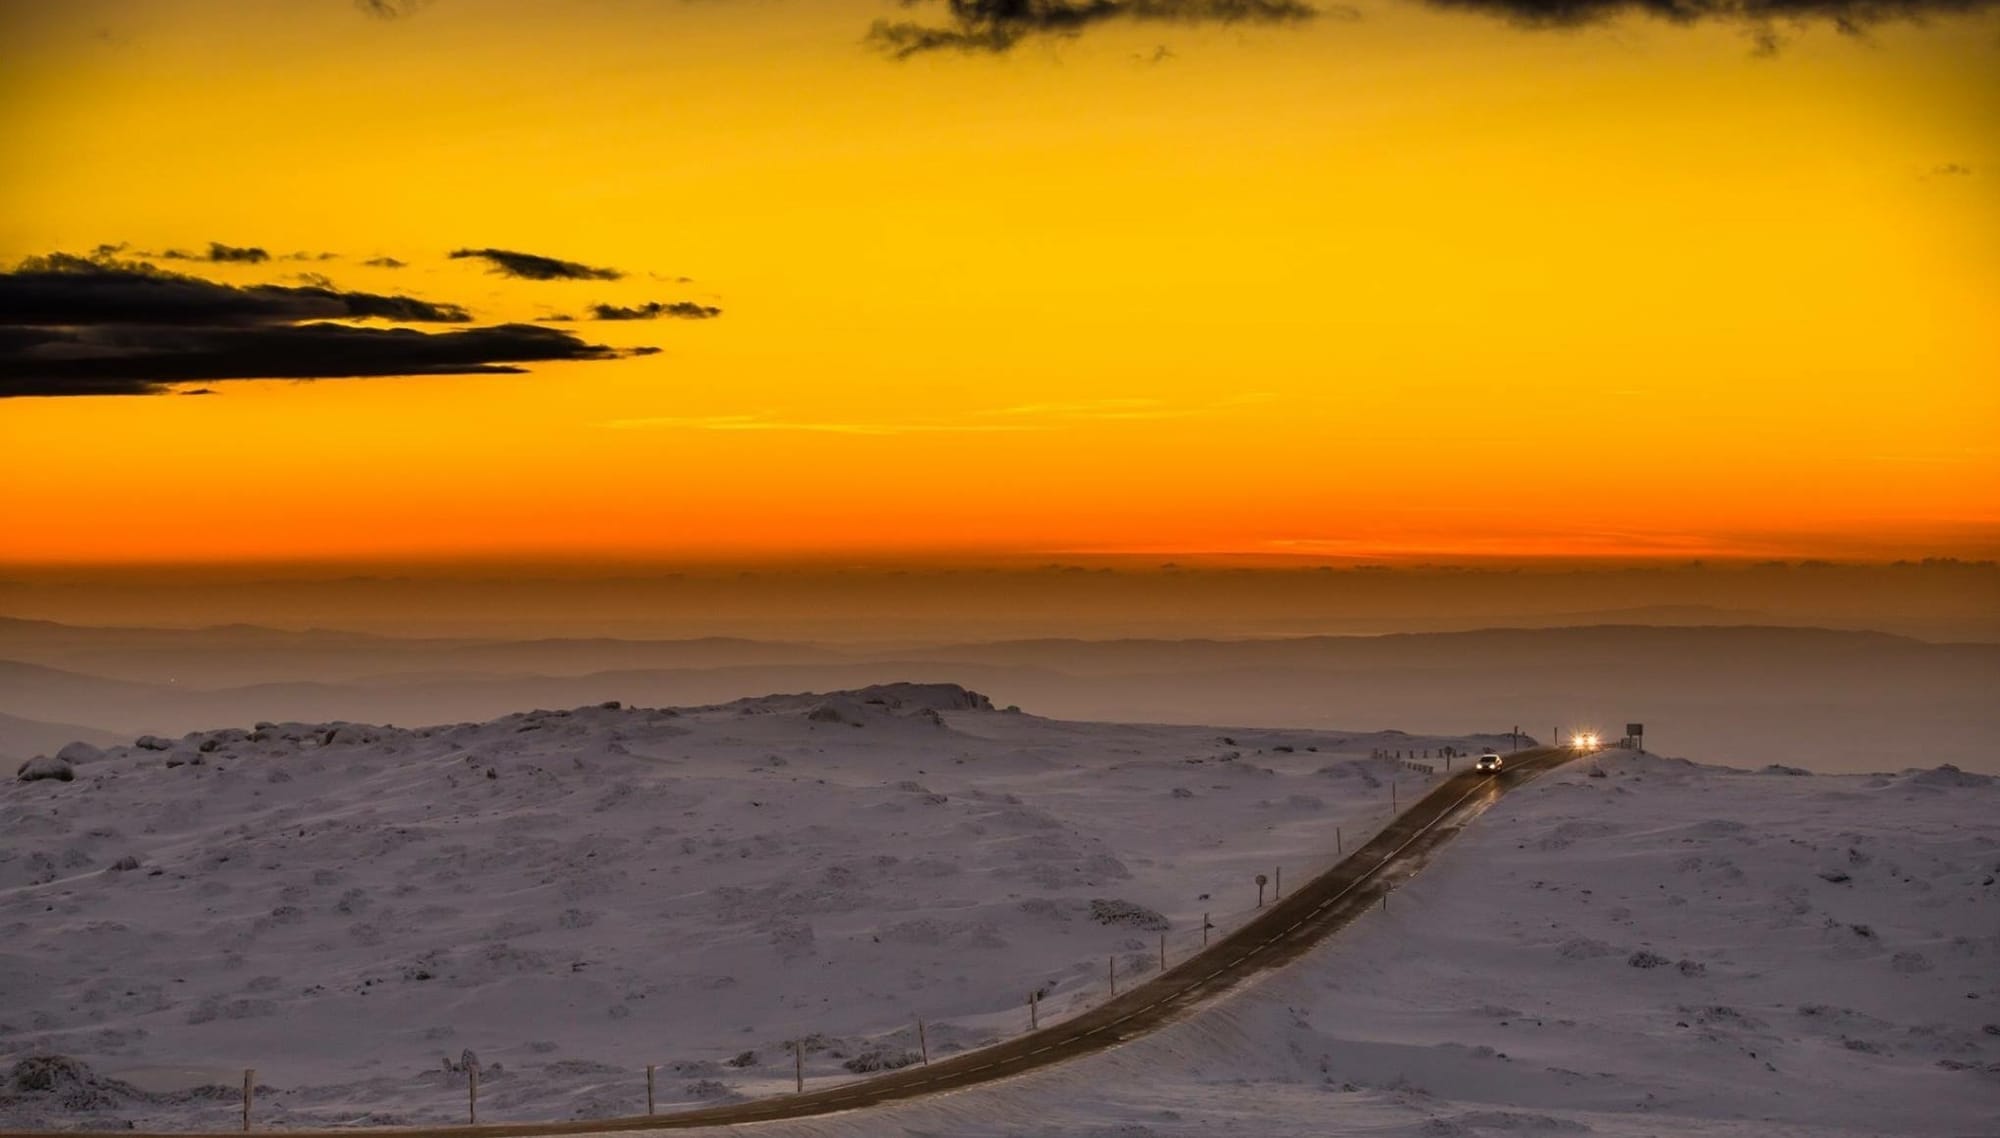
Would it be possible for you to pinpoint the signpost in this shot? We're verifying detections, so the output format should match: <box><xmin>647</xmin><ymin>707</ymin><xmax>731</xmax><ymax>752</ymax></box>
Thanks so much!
<box><xmin>1627</xmin><ymin>723</ymin><xmax>1645</xmax><ymax>753</ymax></box>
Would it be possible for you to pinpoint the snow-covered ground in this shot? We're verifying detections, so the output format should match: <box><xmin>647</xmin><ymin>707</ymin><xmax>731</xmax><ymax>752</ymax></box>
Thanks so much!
<box><xmin>685</xmin><ymin>750</ymin><xmax>2000</xmax><ymax>1138</ymax></box>
<box><xmin>4</xmin><ymin>686</ymin><xmax>1995</xmax><ymax>1135</ymax></box>
<box><xmin>1</xmin><ymin>684</ymin><xmax>1495</xmax><ymax>1130</ymax></box>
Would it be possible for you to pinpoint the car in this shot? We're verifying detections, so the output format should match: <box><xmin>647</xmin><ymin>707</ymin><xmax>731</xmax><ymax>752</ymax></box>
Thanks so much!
<box><xmin>1476</xmin><ymin>752</ymin><xmax>1503</xmax><ymax>772</ymax></box>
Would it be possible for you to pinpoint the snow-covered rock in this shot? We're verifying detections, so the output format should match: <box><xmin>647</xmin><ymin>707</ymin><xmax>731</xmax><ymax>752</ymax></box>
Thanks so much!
<box><xmin>55</xmin><ymin>741</ymin><xmax>103</xmax><ymax>765</ymax></box>
<box><xmin>14</xmin><ymin>755</ymin><xmax>73</xmax><ymax>783</ymax></box>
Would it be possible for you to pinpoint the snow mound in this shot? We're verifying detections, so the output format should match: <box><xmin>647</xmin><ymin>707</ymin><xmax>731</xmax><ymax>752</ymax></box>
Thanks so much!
<box><xmin>7</xmin><ymin>1055</ymin><xmax>144</xmax><ymax>1112</ymax></box>
<box><xmin>1090</xmin><ymin>899</ymin><xmax>1169</xmax><ymax>931</ymax></box>
<box><xmin>55</xmin><ymin>741</ymin><xmax>104</xmax><ymax>765</ymax></box>
<box><xmin>1903</xmin><ymin>764</ymin><xmax>1994</xmax><ymax>790</ymax></box>
<box><xmin>14</xmin><ymin>755</ymin><xmax>73</xmax><ymax>783</ymax></box>
<box><xmin>734</xmin><ymin>683</ymin><xmax>995</xmax><ymax>718</ymax></box>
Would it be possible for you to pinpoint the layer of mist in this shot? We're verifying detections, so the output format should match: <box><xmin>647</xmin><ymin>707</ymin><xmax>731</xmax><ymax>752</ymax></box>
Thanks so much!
<box><xmin>2</xmin><ymin>618</ymin><xmax>1992</xmax><ymax>775</ymax></box>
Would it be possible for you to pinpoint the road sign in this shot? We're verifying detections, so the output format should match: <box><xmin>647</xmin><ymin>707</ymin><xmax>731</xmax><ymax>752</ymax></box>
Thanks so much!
<box><xmin>1626</xmin><ymin>723</ymin><xmax>1644</xmax><ymax>736</ymax></box>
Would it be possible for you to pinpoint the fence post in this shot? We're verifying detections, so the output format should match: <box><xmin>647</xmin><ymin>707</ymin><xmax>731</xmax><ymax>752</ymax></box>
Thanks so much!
<box><xmin>1202</xmin><ymin>911</ymin><xmax>1210</xmax><ymax>947</ymax></box>
<box><xmin>794</xmin><ymin>1039</ymin><xmax>803</xmax><ymax>1093</ymax></box>
<box><xmin>1108</xmin><ymin>955</ymin><xmax>1116</xmax><ymax>996</ymax></box>
<box><xmin>1030</xmin><ymin>990</ymin><xmax>1039</xmax><ymax>1030</ymax></box>
<box><xmin>646</xmin><ymin>1064</ymin><xmax>656</xmax><ymax>1115</ymax></box>
<box><xmin>242</xmin><ymin>1069</ymin><xmax>253</xmax><ymax>1132</ymax></box>
<box><xmin>468</xmin><ymin>1060</ymin><xmax>478</xmax><ymax>1124</ymax></box>
<box><xmin>917</xmin><ymin>1017</ymin><xmax>929</xmax><ymax>1064</ymax></box>
<box><xmin>1159</xmin><ymin>932</ymin><xmax>1166</xmax><ymax>971</ymax></box>
<box><xmin>1275</xmin><ymin>866</ymin><xmax>1282</xmax><ymax>899</ymax></box>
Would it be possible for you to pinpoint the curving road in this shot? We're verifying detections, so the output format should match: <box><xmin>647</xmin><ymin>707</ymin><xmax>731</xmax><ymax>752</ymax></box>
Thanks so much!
<box><xmin>28</xmin><ymin>746</ymin><xmax>1576</xmax><ymax>1138</ymax></box>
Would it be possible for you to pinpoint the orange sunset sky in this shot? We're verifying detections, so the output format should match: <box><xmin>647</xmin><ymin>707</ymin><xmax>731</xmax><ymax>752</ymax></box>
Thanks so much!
<box><xmin>2</xmin><ymin>0</ymin><xmax>1996</xmax><ymax>568</ymax></box>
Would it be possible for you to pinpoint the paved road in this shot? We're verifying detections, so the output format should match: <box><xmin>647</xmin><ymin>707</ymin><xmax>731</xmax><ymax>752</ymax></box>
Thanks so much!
<box><xmin>31</xmin><ymin>747</ymin><xmax>1576</xmax><ymax>1138</ymax></box>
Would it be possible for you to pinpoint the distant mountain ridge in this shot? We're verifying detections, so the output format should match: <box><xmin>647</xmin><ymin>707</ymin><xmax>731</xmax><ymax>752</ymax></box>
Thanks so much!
<box><xmin>0</xmin><ymin>620</ymin><xmax>1991</xmax><ymax>774</ymax></box>
<box><xmin>0</xmin><ymin>710</ymin><xmax>124</xmax><ymax>761</ymax></box>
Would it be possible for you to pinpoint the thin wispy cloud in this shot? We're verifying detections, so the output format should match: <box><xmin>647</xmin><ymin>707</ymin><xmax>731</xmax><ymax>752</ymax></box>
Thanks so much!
<box><xmin>869</xmin><ymin>0</ymin><xmax>1321</xmax><ymax>58</ymax></box>
<box><xmin>590</xmin><ymin>301</ymin><xmax>722</xmax><ymax>321</ymax></box>
<box><xmin>450</xmin><ymin>247</ymin><xmax>623</xmax><ymax>282</ymax></box>
<box><xmin>355</xmin><ymin>0</ymin><xmax>430</xmax><ymax>18</ymax></box>
<box><xmin>1420</xmin><ymin>0</ymin><xmax>2000</xmax><ymax>33</ymax></box>
<box><xmin>1260</xmin><ymin>530</ymin><xmax>1733</xmax><ymax>559</ymax></box>
<box><xmin>602</xmin><ymin>395</ymin><xmax>1279</xmax><ymax>434</ymax></box>
<box><xmin>599</xmin><ymin>414</ymin><xmax>1042</xmax><ymax>435</ymax></box>
<box><xmin>154</xmin><ymin>241</ymin><xmax>271</xmax><ymax>265</ymax></box>
<box><xmin>988</xmin><ymin>393</ymin><xmax>1278</xmax><ymax>420</ymax></box>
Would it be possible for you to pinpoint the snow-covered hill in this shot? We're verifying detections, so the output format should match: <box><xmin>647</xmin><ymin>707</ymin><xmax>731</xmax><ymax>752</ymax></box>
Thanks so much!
<box><xmin>2</xmin><ymin>684</ymin><xmax>1496</xmax><ymax>1129</ymax></box>
<box><xmin>688</xmin><ymin>751</ymin><xmax>2000</xmax><ymax>1138</ymax></box>
<box><xmin>6</xmin><ymin>688</ymin><xmax>1993</xmax><ymax>1135</ymax></box>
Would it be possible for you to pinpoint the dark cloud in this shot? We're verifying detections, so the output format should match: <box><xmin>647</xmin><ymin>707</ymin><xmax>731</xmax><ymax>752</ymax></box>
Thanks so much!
<box><xmin>1418</xmin><ymin>0</ymin><xmax>1998</xmax><ymax>37</ymax></box>
<box><xmin>866</xmin><ymin>0</ymin><xmax>1992</xmax><ymax>55</ymax></box>
<box><xmin>589</xmin><ymin>301</ymin><xmax>723</xmax><ymax>321</ymax></box>
<box><xmin>157</xmin><ymin>241</ymin><xmax>271</xmax><ymax>264</ymax></box>
<box><xmin>1931</xmin><ymin>162</ymin><xmax>1973</xmax><ymax>176</ymax></box>
<box><xmin>450</xmin><ymin>247</ymin><xmax>623</xmax><ymax>281</ymax></box>
<box><xmin>356</xmin><ymin>0</ymin><xmax>431</xmax><ymax>17</ymax></box>
<box><xmin>3</xmin><ymin>323</ymin><xmax>640</xmax><ymax>397</ymax></box>
<box><xmin>868</xmin><ymin>0</ymin><xmax>1319</xmax><ymax>57</ymax></box>
<box><xmin>286</xmin><ymin>284</ymin><xmax>474</xmax><ymax>323</ymax></box>
<box><xmin>0</xmin><ymin>252</ymin><xmax>649</xmax><ymax>398</ymax></box>
<box><xmin>364</xmin><ymin>256</ymin><xmax>409</xmax><ymax>268</ymax></box>
<box><xmin>0</xmin><ymin>255</ymin><xmax>470</xmax><ymax>326</ymax></box>
<box><xmin>280</xmin><ymin>250</ymin><xmax>341</xmax><ymax>262</ymax></box>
